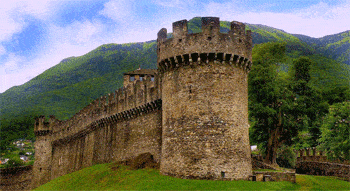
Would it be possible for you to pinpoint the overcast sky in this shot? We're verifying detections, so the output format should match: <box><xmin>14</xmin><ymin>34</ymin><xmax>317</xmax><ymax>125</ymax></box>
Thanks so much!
<box><xmin>1</xmin><ymin>0</ymin><xmax>349</xmax><ymax>93</ymax></box>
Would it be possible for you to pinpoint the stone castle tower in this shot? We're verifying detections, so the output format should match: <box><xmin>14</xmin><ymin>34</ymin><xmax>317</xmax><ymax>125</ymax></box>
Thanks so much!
<box><xmin>157</xmin><ymin>17</ymin><xmax>252</xmax><ymax>180</ymax></box>
<box><xmin>30</xmin><ymin>17</ymin><xmax>253</xmax><ymax>189</ymax></box>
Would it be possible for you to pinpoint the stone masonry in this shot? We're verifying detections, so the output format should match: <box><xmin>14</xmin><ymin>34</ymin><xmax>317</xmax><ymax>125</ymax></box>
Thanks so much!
<box><xmin>158</xmin><ymin>17</ymin><xmax>252</xmax><ymax>180</ymax></box>
<box><xmin>31</xmin><ymin>17</ymin><xmax>253</xmax><ymax>189</ymax></box>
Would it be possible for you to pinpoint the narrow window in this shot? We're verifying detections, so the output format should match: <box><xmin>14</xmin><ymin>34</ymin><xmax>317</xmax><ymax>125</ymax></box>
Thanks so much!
<box><xmin>140</xmin><ymin>76</ymin><xmax>143</xmax><ymax>81</ymax></box>
<box><xmin>130</xmin><ymin>76</ymin><xmax>135</xmax><ymax>81</ymax></box>
<box><xmin>221</xmin><ymin>171</ymin><xmax>225</xmax><ymax>178</ymax></box>
<box><xmin>151</xmin><ymin>76</ymin><xmax>155</xmax><ymax>82</ymax></box>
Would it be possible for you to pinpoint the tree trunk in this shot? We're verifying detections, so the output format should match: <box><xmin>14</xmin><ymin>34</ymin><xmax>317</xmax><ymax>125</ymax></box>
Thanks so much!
<box><xmin>264</xmin><ymin>108</ymin><xmax>283</xmax><ymax>165</ymax></box>
<box><xmin>264</xmin><ymin>128</ymin><xmax>279</xmax><ymax>164</ymax></box>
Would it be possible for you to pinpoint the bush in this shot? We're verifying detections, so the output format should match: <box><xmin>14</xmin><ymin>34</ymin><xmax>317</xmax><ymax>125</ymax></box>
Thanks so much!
<box><xmin>4</xmin><ymin>157</ymin><xmax>24</xmax><ymax>168</ymax></box>
<box><xmin>277</xmin><ymin>146</ymin><xmax>296</xmax><ymax>168</ymax></box>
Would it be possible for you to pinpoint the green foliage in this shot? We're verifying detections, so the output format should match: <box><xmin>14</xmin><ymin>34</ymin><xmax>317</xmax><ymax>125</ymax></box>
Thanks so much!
<box><xmin>34</xmin><ymin>163</ymin><xmax>350</xmax><ymax>191</ymax></box>
<box><xmin>290</xmin><ymin>57</ymin><xmax>330</xmax><ymax>147</ymax></box>
<box><xmin>249</xmin><ymin>42</ymin><xmax>300</xmax><ymax>164</ymax></box>
<box><xmin>295</xmin><ymin>30</ymin><xmax>350</xmax><ymax>65</ymax></box>
<box><xmin>3</xmin><ymin>156</ymin><xmax>24</xmax><ymax>168</ymax></box>
<box><xmin>318</xmin><ymin>101</ymin><xmax>350</xmax><ymax>160</ymax></box>
<box><xmin>276</xmin><ymin>146</ymin><xmax>297</xmax><ymax>168</ymax></box>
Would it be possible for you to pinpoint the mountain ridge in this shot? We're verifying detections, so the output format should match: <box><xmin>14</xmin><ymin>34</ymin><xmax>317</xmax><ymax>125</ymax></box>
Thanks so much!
<box><xmin>0</xmin><ymin>17</ymin><xmax>349</xmax><ymax>146</ymax></box>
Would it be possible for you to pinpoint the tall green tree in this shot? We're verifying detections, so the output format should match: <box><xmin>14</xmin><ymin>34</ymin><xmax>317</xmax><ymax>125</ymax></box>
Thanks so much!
<box><xmin>318</xmin><ymin>101</ymin><xmax>350</xmax><ymax>160</ymax></box>
<box><xmin>249</xmin><ymin>42</ymin><xmax>299</xmax><ymax>164</ymax></box>
<box><xmin>290</xmin><ymin>57</ymin><xmax>329</xmax><ymax>147</ymax></box>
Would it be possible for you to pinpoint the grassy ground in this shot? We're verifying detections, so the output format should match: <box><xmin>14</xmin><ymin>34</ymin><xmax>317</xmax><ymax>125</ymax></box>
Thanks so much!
<box><xmin>35</xmin><ymin>163</ymin><xmax>349</xmax><ymax>191</ymax></box>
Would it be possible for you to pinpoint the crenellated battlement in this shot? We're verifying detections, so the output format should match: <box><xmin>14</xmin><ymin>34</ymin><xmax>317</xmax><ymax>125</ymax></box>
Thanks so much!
<box><xmin>157</xmin><ymin>17</ymin><xmax>252</xmax><ymax>72</ymax></box>
<box><xmin>52</xmin><ymin>99</ymin><xmax>162</xmax><ymax>146</ymax></box>
<box><xmin>44</xmin><ymin>69</ymin><xmax>160</xmax><ymax>142</ymax></box>
<box><xmin>34</xmin><ymin>116</ymin><xmax>52</xmax><ymax>136</ymax></box>
<box><xmin>296</xmin><ymin>148</ymin><xmax>350</xmax><ymax>165</ymax></box>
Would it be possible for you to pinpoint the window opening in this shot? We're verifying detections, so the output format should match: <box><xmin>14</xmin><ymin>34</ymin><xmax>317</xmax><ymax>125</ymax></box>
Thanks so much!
<box><xmin>130</xmin><ymin>76</ymin><xmax>135</xmax><ymax>81</ymax></box>
<box><xmin>221</xmin><ymin>171</ymin><xmax>225</xmax><ymax>178</ymax></box>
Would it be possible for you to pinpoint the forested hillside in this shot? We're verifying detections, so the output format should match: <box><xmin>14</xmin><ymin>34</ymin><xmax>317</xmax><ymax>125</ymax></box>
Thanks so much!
<box><xmin>294</xmin><ymin>31</ymin><xmax>350</xmax><ymax>65</ymax></box>
<box><xmin>1</xmin><ymin>17</ymin><xmax>349</xmax><ymax>154</ymax></box>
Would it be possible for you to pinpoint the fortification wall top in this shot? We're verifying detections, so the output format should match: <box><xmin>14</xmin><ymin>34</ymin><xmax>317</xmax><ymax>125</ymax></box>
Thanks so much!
<box><xmin>157</xmin><ymin>17</ymin><xmax>252</xmax><ymax>65</ymax></box>
<box><xmin>34</xmin><ymin>116</ymin><xmax>51</xmax><ymax>136</ymax></box>
<box><xmin>296</xmin><ymin>148</ymin><xmax>350</xmax><ymax>165</ymax></box>
<box><xmin>38</xmin><ymin>75</ymin><xmax>160</xmax><ymax>143</ymax></box>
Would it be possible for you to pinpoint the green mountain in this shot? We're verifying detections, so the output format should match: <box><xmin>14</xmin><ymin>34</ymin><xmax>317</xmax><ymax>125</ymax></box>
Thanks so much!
<box><xmin>294</xmin><ymin>31</ymin><xmax>350</xmax><ymax>65</ymax></box>
<box><xmin>1</xmin><ymin>17</ymin><xmax>349</xmax><ymax>147</ymax></box>
<box><xmin>0</xmin><ymin>42</ymin><xmax>157</xmax><ymax>143</ymax></box>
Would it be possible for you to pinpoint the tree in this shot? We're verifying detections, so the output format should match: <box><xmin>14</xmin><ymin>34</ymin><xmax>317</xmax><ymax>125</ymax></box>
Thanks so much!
<box><xmin>290</xmin><ymin>57</ymin><xmax>329</xmax><ymax>147</ymax></box>
<box><xmin>249</xmin><ymin>42</ymin><xmax>299</xmax><ymax>164</ymax></box>
<box><xmin>318</xmin><ymin>101</ymin><xmax>350</xmax><ymax>160</ymax></box>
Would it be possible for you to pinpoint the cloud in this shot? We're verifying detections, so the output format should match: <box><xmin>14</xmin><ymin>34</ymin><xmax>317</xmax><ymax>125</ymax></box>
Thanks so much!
<box><xmin>49</xmin><ymin>19</ymin><xmax>105</xmax><ymax>45</ymax></box>
<box><xmin>99</xmin><ymin>0</ymin><xmax>135</xmax><ymax>22</ymax></box>
<box><xmin>0</xmin><ymin>45</ymin><xmax>6</xmax><ymax>56</ymax></box>
<box><xmin>198</xmin><ymin>0</ymin><xmax>350</xmax><ymax>37</ymax></box>
<box><xmin>293</xmin><ymin>1</ymin><xmax>350</xmax><ymax>36</ymax></box>
<box><xmin>0</xmin><ymin>53</ymin><xmax>25</xmax><ymax>92</ymax></box>
<box><xmin>152</xmin><ymin>0</ymin><xmax>195</xmax><ymax>8</ymax></box>
<box><xmin>0</xmin><ymin>17</ymin><xmax>108</xmax><ymax>93</ymax></box>
<box><xmin>0</xmin><ymin>4</ymin><xmax>25</xmax><ymax>42</ymax></box>
<box><xmin>0</xmin><ymin>0</ymin><xmax>60</xmax><ymax>42</ymax></box>
<box><xmin>1</xmin><ymin>0</ymin><xmax>350</xmax><ymax>93</ymax></box>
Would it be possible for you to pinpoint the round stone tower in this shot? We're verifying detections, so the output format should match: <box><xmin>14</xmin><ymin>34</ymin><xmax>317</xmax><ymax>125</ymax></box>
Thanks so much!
<box><xmin>157</xmin><ymin>17</ymin><xmax>253</xmax><ymax>180</ymax></box>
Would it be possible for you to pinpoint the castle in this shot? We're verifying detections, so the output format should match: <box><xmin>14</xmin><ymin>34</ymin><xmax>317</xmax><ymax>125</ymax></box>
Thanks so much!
<box><xmin>32</xmin><ymin>17</ymin><xmax>253</xmax><ymax>188</ymax></box>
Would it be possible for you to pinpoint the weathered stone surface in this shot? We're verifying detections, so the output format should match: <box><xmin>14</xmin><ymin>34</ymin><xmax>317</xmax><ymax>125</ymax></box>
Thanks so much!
<box><xmin>0</xmin><ymin>165</ymin><xmax>33</xmax><ymax>191</ymax></box>
<box><xmin>30</xmin><ymin>17</ymin><xmax>253</xmax><ymax>188</ymax></box>
<box><xmin>158</xmin><ymin>17</ymin><xmax>252</xmax><ymax>180</ymax></box>
<box><xmin>296</xmin><ymin>161</ymin><xmax>350</xmax><ymax>181</ymax></box>
<box><xmin>253</xmin><ymin>171</ymin><xmax>296</xmax><ymax>183</ymax></box>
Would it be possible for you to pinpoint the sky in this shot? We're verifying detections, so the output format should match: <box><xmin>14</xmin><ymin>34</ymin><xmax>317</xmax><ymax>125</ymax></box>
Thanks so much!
<box><xmin>1</xmin><ymin>0</ymin><xmax>349</xmax><ymax>93</ymax></box>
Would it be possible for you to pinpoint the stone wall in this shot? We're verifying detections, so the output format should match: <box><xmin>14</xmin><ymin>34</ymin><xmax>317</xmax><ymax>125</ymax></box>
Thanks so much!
<box><xmin>296</xmin><ymin>148</ymin><xmax>350</xmax><ymax>165</ymax></box>
<box><xmin>32</xmin><ymin>73</ymin><xmax>162</xmax><ymax>188</ymax></box>
<box><xmin>158</xmin><ymin>17</ymin><xmax>252</xmax><ymax>180</ymax></box>
<box><xmin>296</xmin><ymin>161</ymin><xmax>350</xmax><ymax>181</ymax></box>
<box><xmin>0</xmin><ymin>165</ymin><xmax>33</xmax><ymax>191</ymax></box>
<box><xmin>49</xmin><ymin>76</ymin><xmax>160</xmax><ymax>144</ymax></box>
<box><xmin>49</xmin><ymin>106</ymin><xmax>162</xmax><ymax>180</ymax></box>
<box><xmin>157</xmin><ymin>17</ymin><xmax>252</xmax><ymax>65</ymax></box>
<box><xmin>253</xmin><ymin>171</ymin><xmax>296</xmax><ymax>183</ymax></box>
<box><xmin>31</xmin><ymin>17</ymin><xmax>254</xmax><ymax>188</ymax></box>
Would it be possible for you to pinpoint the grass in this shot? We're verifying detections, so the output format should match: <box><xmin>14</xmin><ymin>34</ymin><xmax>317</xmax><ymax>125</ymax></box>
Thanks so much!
<box><xmin>34</xmin><ymin>163</ymin><xmax>349</xmax><ymax>191</ymax></box>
